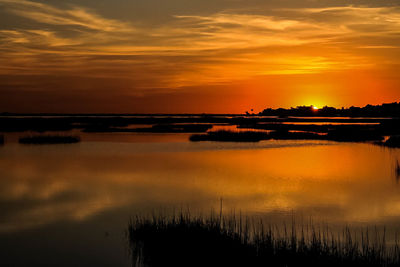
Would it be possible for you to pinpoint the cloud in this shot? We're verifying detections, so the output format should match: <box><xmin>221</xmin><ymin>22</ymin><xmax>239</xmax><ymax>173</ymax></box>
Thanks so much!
<box><xmin>0</xmin><ymin>1</ymin><xmax>399</xmax><ymax>91</ymax></box>
<box><xmin>0</xmin><ymin>0</ymin><xmax>132</xmax><ymax>32</ymax></box>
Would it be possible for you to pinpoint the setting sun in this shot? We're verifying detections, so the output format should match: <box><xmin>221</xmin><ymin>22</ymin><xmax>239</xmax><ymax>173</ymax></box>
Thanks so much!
<box><xmin>0</xmin><ymin>0</ymin><xmax>399</xmax><ymax>113</ymax></box>
<box><xmin>1</xmin><ymin>0</ymin><xmax>400</xmax><ymax>265</ymax></box>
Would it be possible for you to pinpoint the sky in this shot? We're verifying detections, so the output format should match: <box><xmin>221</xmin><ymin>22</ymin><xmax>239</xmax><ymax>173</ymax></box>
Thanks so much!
<box><xmin>0</xmin><ymin>0</ymin><xmax>399</xmax><ymax>113</ymax></box>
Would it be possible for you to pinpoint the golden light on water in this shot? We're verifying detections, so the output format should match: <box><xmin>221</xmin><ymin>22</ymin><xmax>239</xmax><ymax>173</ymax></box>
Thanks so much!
<box><xmin>1</xmin><ymin>0</ymin><xmax>400</xmax><ymax>265</ymax></box>
<box><xmin>0</xmin><ymin>141</ymin><xmax>399</xmax><ymax>232</ymax></box>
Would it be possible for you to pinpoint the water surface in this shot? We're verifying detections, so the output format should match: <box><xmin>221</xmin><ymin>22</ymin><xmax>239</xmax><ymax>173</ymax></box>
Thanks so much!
<box><xmin>0</xmin><ymin>133</ymin><xmax>399</xmax><ymax>266</ymax></box>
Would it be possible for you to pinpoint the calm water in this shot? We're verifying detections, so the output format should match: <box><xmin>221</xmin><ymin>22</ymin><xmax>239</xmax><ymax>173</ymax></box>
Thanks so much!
<box><xmin>0</xmin><ymin>132</ymin><xmax>400</xmax><ymax>266</ymax></box>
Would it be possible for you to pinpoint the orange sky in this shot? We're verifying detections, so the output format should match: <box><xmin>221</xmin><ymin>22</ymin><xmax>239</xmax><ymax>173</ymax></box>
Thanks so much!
<box><xmin>0</xmin><ymin>1</ymin><xmax>399</xmax><ymax>113</ymax></box>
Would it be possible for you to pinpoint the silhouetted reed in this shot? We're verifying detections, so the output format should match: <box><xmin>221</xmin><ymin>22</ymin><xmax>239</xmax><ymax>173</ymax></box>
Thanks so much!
<box><xmin>128</xmin><ymin>211</ymin><xmax>400</xmax><ymax>267</ymax></box>
<box><xmin>19</xmin><ymin>135</ymin><xmax>80</xmax><ymax>144</ymax></box>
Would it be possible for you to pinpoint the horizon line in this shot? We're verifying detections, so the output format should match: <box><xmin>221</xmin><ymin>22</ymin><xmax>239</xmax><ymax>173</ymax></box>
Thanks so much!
<box><xmin>1</xmin><ymin>101</ymin><xmax>398</xmax><ymax>116</ymax></box>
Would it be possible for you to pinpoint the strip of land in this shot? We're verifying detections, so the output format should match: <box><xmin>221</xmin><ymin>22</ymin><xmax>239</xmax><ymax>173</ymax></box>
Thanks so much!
<box><xmin>0</xmin><ymin>111</ymin><xmax>399</xmax><ymax>147</ymax></box>
<box><xmin>18</xmin><ymin>135</ymin><xmax>80</xmax><ymax>144</ymax></box>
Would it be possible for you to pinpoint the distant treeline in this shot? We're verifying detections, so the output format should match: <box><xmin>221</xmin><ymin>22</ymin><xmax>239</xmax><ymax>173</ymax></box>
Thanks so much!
<box><xmin>260</xmin><ymin>102</ymin><xmax>400</xmax><ymax>117</ymax></box>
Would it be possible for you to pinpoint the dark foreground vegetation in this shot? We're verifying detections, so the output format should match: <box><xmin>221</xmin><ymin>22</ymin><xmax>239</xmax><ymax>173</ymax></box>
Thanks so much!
<box><xmin>0</xmin><ymin>135</ymin><xmax>3</xmax><ymax>145</ymax></box>
<box><xmin>19</xmin><ymin>135</ymin><xmax>80</xmax><ymax>144</ymax></box>
<box><xmin>128</xmin><ymin>212</ymin><xmax>400</xmax><ymax>267</ymax></box>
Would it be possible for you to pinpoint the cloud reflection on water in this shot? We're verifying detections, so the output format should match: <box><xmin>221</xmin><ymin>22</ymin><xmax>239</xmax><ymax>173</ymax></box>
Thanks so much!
<box><xmin>0</xmin><ymin>140</ymin><xmax>399</xmax><ymax>232</ymax></box>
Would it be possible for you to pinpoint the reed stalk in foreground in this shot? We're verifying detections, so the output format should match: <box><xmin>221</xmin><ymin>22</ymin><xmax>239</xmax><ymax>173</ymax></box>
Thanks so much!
<box><xmin>128</xmin><ymin>211</ymin><xmax>400</xmax><ymax>267</ymax></box>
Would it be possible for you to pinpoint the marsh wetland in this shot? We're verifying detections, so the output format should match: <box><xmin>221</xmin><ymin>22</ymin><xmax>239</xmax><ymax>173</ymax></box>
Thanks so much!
<box><xmin>0</xmin><ymin>115</ymin><xmax>400</xmax><ymax>266</ymax></box>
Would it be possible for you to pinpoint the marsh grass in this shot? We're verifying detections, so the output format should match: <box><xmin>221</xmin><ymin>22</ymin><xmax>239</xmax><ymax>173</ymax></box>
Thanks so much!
<box><xmin>18</xmin><ymin>134</ymin><xmax>80</xmax><ymax>144</ymax></box>
<box><xmin>128</xmin><ymin>211</ymin><xmax>400</xmax><ymax>267</ymax></box>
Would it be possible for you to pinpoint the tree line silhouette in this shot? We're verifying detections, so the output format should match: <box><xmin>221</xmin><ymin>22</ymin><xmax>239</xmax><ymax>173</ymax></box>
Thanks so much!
<box><xmin>260</xmin><ymin>102</ymin><xmax>400</xmax><ymax>117</ymax></box>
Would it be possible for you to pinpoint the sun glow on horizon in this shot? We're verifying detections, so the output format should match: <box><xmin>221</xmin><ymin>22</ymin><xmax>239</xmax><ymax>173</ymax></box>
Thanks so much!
<box><xmin>0</xmin><ymin>0</ymin><xmax>399</xmax><ymax>113</ymax></box>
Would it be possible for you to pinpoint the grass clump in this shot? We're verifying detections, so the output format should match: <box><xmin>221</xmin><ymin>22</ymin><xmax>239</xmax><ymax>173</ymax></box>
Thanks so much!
<box><xmin>128</xmin><ymin>211</ymin><xmax>400</xmax><ymax>267</ymax></box>
<box><xmin>19</xmin><ymin>135</ymin><xmax>80</xmax><ymax>144</ymax></box>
